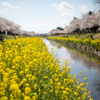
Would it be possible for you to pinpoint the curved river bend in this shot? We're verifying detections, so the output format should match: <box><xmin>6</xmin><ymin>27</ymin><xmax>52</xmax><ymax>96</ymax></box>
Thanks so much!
<box><xmin>43</xmin><ymin>38</ymin><xmax>100</xmax><ymax>100</ymax></box>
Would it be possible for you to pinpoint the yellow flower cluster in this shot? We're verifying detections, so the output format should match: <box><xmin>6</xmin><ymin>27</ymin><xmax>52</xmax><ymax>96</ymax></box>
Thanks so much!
<box><xmin>47</xmin><ymin>36</ymin><xmax>100</xmax><ymax>51</ymax></box>
<box><xmin>0</xmin><ymin>37</ymin><xmax>92</xmax><ymax>100</ymax></box>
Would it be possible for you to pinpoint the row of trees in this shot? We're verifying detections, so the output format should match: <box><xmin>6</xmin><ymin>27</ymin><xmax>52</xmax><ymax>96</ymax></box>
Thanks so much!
<box><xmin>47</xmin><ymin>28</ymin><xmax>65</xmax><ymax>36</ymax></box>
<box><xmin>0</xmin><ymin>16</ymin><xmax>36</xmax><ymax>36</ymax></box>
<box><xmin>48</xmin><ymin>11</ymin><xmax>100</xmax><ymax>35</ymax></box>
<box><xmin>65</xmin><ymin>11</ymin><xmax>100</xmax><ymax>34</ymax></box>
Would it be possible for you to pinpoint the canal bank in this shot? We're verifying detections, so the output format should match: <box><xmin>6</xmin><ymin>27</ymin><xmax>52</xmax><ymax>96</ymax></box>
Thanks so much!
<box><xmin>43</xmin><ymin>38</ymin><xmax>100</xmax><ymax>100</ymax></box>
<box><xmin>46</xmin><ymin>37</ymin><xmax>100</xmax><ymax>57</ymax></box>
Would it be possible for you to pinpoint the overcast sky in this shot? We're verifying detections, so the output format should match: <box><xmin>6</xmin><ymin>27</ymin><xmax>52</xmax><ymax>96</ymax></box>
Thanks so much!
<box><xmin>0</xmin><ymin>0</ymin><xmax>95</xmax><ymax>34</ymax></box>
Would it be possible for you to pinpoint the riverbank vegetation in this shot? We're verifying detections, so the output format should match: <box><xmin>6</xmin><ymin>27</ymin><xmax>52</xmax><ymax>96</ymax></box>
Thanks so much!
<box><xmin>51</xmin><ymin>40</ymin><xmax>100</xmax><ymax>65</ymax></box>
<box><xmin>67</xmin><ymin>32</ymin><xmax>100</xmax><ymax>39</ymax></box>
<box><xmin>46</xmin><ymin>35</ymin><xmax>100</xmax><ymax>56</ymax></box>
<box><xmin>0</xmin><ymin>37</ymin><xmax>92</xmax><ymax>100</ymax></box>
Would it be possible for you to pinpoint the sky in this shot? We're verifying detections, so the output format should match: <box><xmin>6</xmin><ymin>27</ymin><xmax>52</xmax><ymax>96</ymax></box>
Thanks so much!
<box><xmin>0</xmin><ymin>0</ymin><xmax>95</xmax><ymax>34</ymax></box>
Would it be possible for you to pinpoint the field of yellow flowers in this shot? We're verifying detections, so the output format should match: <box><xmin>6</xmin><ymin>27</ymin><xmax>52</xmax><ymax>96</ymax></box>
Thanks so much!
<box><xmin>47</xmin><ymin>36</ymin><xmax>100</xmax><ymax>51</ymax></box>
<box><xmin>0</xmin><ymin>37</ymin><xmax>92</xmax><ymax>100</ymax></box>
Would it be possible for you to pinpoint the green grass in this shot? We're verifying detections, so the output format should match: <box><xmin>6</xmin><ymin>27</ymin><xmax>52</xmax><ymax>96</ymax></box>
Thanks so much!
<box><xmin>54</xmin><ymin>32</ymin><xmax>100</xmax><ymax>39</ymax></box>
<box><xmin>0</xmin><ymin>34</ymin><xmax>15</xmax><ymax>39</ymax></box>
<box><xmin>50</xmin><ymin>32</ymin><xmax>100</xmax><ymax>39</ymax></box>
<box><xmin>1</xmin><ymin>32</ymin><xmax>100</xmax><ymax>40</ymax></box>
<box><xmin>67</xmin><ymin>32</ymin><xmax>100</xmax><ymax>39</ymax></box>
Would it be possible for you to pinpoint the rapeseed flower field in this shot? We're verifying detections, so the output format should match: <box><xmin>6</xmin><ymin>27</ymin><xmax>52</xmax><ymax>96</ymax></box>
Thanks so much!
<box><xmin>47</xmin><ymin>36</ymin><xmax>100</xmax><ymax>51</ymax></box>
<box><xmin>0</xmin><ymin>37</ymin><xmax>92</xmax><ymax>100</ymax></box>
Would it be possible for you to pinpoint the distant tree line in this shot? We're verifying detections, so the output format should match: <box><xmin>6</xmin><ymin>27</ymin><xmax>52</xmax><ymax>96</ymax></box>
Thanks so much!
<box><xmin>48</xmin><ymin>11</ymin><xmax>100</xmax><ymax>35</ymax></box>
<box><xmin>64</xmin><ymin>11</ymin><xmax>100</xmax><ymax>34</ymax></box>
<box><xmin>0</xmin><ymin>16</ymin><xmax>36</xmax><ymax>36</ymax></box>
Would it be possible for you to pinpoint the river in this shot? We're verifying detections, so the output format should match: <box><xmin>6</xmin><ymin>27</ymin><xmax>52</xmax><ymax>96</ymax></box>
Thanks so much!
<box><xmin>43</xmin><ymin>38</ymin><xmax>100</xmax><ymax>100</ymax></box>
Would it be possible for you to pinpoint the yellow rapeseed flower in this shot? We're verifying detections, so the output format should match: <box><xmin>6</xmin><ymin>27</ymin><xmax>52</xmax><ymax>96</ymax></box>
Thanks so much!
<box><xmin>34</xmin><ymin>84</ymin><xmax>37</xmax><ymax>90</ymax></box>
<box><xmin>87</xmin><ymin>83</ymin><xmax>89</xmax><ymax>85</ymax></box>
<box><xmin>25</xmin><ymin>87</ymin><xmax>31</xmax><ymax>95</ymax></box>
<box><xmin>67</xmin><ymin>67</ymin><xmax>70</xmax><ymax>72</ymax></box>
<box><xmin>10</xmin><ymin>84</ymin><xmax>19</xmax><ymax>91</ymax></box>
<box><xmin>24</xmin><ymin>96</ymin><xmax>31</xmax><ymax>100</ymax></box>
<box><xmin>84</xmin><ymin>77</ymin><xmax>87</xmax><ymax>81</ymax></box>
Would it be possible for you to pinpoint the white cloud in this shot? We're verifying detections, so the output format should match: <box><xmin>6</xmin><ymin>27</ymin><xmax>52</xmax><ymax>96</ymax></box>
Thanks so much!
<box><xmin>18</xmin><ymin>22</ymin><xmax>52</xmax><ymax>32</ymax></box>
<box><xmin>1</xmin><ymin>2</ymin><xmax>21</xmax><ymax>9</ymax></box>
<box><xmin>57</xmin><ymin>19</ymin><xmax>70</xmax><ymax>25</ymax></box>
<box><xmin>16</xmin><ymin>6</ymin><xmax>21</xmax><ymax>9</ymax></box>
<box><xmin>61</xmin><ymin>12</ymin><xmax>74</xmax><ymax>17</ymax></box>
<box><xmin>31</xmin><ymin>22</ymin><xmax>47</xmax><ymax>27</ymax></box>
<box><xmin>51</xmin><ymin>2</ymin><xmax>74</xmax><ymax>12</ymax></box>
<box><xmin>1</xmin><ymin>2</ymin><xmax>13</xmax><ymax>8</ymax></box>
<box><xmin>23</xmin><ymin>22</ymin><xmax>52</xmax><ymax>27</ymax></box>
<box><xmin>79</xmin><ymin>5</ymin><xmax>87</xmax><ymax>12</ymax></box>
<box><xmin>0</xmin><ymin>8</ymin><xmax>8</xmax><ymax>13</ymax></box>
<box><xmin>51</xmin><ymin>2</ymin><xmax>74</xmax><ymax>17</ymax></box>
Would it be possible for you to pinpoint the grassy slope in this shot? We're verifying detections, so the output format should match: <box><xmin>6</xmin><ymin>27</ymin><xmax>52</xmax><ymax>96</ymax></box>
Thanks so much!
<box><xmin>0</xmin><ymin>34</ymin><xmax>15</xmax><ymax>39</ymax></box>
<box><xmin>67</xmin><ymin>32</ymin><xmax>100</xmax><ymax>39</ymax></box>
<box><xmin>1</xmin><ymin>32</ymin><xmax>100</xmax><ymax>40</ymax></box>
<box><xmin>55</xmin><ymin>32</ymin><xmax>100</xmax><ymax>39</ymax></box>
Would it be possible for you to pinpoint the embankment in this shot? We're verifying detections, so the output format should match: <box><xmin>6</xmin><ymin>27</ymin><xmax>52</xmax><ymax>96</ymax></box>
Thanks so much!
<box><xmin>46</xmin><ymin>37</ymin><xmax>100</xmax><ymax>57</ymax></box>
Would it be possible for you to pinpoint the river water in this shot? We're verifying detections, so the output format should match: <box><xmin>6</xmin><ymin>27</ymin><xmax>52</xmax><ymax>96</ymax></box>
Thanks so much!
<box><xmin>43</xmin><ymin>38</ymin><xmax>100</xmax><ymax>100</ymax></box>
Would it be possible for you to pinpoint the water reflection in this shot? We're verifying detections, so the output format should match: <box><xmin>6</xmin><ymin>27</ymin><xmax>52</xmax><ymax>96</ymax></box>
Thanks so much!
<box><xmin>93</xmin><ymin>74</ymin><xmax>100</xmax><ymax>92</ymax></box>
<box><xmin>43</xmin><ymin>38</ymin><xmax>100</xmax><ymax>100</ymax></box>
<box><xmin>68</xmin><ymin>50</ymin><xmax>100</xmax><ymax>73</ymax></box>
<box><xmin>48</xmin><ymin>39</ymin><xmax>100</xmax><ymax>73</ymax></box>
<box><xmin>49</xmin><ymin>40</ymin><xmax>62</xmax><ymax>48</ymax></box>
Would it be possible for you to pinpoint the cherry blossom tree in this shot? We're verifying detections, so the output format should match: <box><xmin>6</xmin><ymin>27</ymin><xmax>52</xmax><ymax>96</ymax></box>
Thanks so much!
<box><xmin>47</xmin><ymin>28</ymin><xmax>65</xmax><ymax>36</ymax></box>
<box><xmin>0</xmin><ymin>17</ymin><xmax>7</xmax><ymax>31</ymax></box>
<box><xmin>81</xmin><ymin>12</ymin><xmax>99</xmax><ymax>33</ymax></box>
<box><xmin>96</xmin><ymin>10</ymin><xmax>100</xmax><ymax>26</ymax></box>
<box><xmin>69</xmin><ymin>18</ymin><xmax>82</xmax><ymax>34</ymax></box>
<box><xmin>0</xmin><ymin>16</ymin><xmax>36</xmax><ymax>36</ymax></box>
